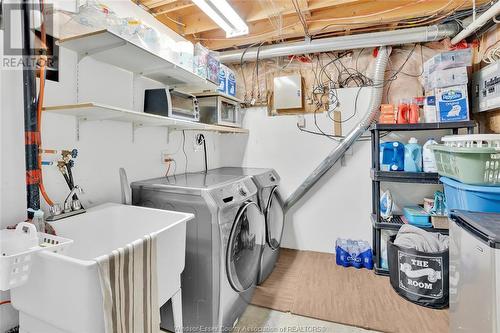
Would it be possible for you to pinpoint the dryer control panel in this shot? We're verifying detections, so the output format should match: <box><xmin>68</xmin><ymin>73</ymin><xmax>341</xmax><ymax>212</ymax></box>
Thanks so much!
<box><xmin>210</xmin><ymin>177</ymin><xmax>257</xmax><ymax>207</ymax></box>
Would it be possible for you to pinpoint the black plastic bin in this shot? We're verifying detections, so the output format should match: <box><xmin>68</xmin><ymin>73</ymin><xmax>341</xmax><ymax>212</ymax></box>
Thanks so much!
<box><xmin>387</xmin><ymin>236</ymin><xmax>449</xmax><ymax>309</ymax></box>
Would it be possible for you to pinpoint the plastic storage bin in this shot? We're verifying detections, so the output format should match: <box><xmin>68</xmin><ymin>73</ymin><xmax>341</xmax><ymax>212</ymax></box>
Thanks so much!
<box><xmin>388</xmin><ymin>235</ymin><xmax>449</xmax><ymax>308</ymax></box>
<box><xmin>430</xmin><ymin>135</ymin><xmax>500</xmax><ymax>186</ymax></box>
<box><xmin>0</xmin><ymin>223</ymin><xmax>73</xmax><ymax>291</ymax></box>
<box><xmin>441</xmin><ymin>177</ymin><xmax>500</xmax><ymax>213</ymax></box>
<box><xmin>403</xmin><ymin>206</ymin><xmax>431</xmax><ymax>227</ymax></box>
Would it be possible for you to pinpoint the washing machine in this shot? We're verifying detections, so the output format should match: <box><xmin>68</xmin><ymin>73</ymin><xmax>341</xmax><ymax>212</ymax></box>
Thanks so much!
<box><xmin>202</xmin><ymin>167</ymin><xmax>284</xmax><ymax>284</ymax></box>
<box><xmin>130</xmin><ymin>172</ymin><xmax>265</xmax><ymax>332</ymax></box>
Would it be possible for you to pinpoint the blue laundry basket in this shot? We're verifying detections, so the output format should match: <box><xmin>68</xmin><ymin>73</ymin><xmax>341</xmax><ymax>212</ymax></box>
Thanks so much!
<box><xmin>441</xmin><ymin>177</ymin><xmax>500</xmax><ymax>213</ymax></box>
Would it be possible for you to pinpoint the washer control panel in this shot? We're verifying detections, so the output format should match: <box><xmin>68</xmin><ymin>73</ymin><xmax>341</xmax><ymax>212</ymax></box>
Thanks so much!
<box><xmin>210</xmin><ymin>177</ymin><xmax>256</xmax><ymax>207</ymax></box>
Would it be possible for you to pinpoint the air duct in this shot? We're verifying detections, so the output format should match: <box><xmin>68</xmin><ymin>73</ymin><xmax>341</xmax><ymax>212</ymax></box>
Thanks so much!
<box><xmin>219</xmin><ymin>23</ymin><xmax>458</xmax><ymax>64</ymax></box>
<box><xmin>451</xmin><ymin>1</ymin><xmax>500</xmax><ymax>45</ymax></box>
<box><xmin>284</xmin><ymin>46</ymin><xmax>391</xmax><ymax>212</ymax></box>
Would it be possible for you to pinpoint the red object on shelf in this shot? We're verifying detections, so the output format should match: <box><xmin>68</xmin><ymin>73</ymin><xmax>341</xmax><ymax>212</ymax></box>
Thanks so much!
<box><xmin>379</xmin><ymin>104</ymin><xmax>396</xmax><ymax>124</ymax></box>
<box><xmin>409</xmin><ymin>102</ymin><xmax>420</xmax><ymax>124</ymax></box>
<box><xmin>397</xmin><ymin>101</ymin><xmax>409</xmax><ymax>124</ymax></box>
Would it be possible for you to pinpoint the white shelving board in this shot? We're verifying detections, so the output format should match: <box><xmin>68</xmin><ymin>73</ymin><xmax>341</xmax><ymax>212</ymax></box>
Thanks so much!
<box><xmin>58</xmin><ymin>30</ymin><xmax>218</xmax><ymax>93</ymax></box>
<box><xmin>43</xmin><ymin>103</ymin><xmax>248</xmax><ymax>141</ymax></box>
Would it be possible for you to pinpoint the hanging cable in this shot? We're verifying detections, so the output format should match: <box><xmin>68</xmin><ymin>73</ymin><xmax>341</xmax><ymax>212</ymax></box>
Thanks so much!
<box><xmin>196</xmin><ymin>134</ymin><xmax>208</xmax><ymax>172</ymax></box>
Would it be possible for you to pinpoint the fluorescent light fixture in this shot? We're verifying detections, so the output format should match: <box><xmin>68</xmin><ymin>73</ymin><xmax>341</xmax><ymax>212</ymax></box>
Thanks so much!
<box><xmin>192</xmin><ymin>0</ymin><xmax>249</xmax><ymax>38</ymax></box>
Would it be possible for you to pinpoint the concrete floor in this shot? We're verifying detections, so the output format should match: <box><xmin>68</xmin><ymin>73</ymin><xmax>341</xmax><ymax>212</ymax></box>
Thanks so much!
<box><xmin>235</xmin><ymin>305</ymin><xmax>380</xmax><ymax>333</ymax></box>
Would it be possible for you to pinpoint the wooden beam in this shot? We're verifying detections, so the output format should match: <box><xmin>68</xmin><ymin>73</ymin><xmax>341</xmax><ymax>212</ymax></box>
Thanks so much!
<box><xmin>141</xmin><ymin>0</ymin><xmax>178</xmax><ymax>9</ymax></box>
<box><xmin>182</xmin><ymin>0</ymin><xmax>363</xmax><ymax>35</ymax></box>
<box><xmin>151</xmin><ymin>0</ymin><xmax>194</xmax><ymax>15</ymax></box>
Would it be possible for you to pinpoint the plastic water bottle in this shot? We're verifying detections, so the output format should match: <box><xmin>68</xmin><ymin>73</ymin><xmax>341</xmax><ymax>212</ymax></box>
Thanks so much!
<box><xmin>404</xmin><ymin>137</ymin><xmax>422</xmax><ymax>172</ymax></box>
<box><xmin>27</xmin><ymin>208</ymin><xmax>45</xmax><ymax>233</ymax></box>
<box><xmin>423</xmin><ymin>138</ymin><xmax>438</xmax><ymax>172</ymax></box>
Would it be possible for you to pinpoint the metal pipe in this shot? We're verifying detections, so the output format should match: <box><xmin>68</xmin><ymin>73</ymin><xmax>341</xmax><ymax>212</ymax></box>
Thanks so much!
<box><xmin>284</xmin><ymin>46</ymin><xmax>391</xmax><ymax>212</ymax></box>
<box><xmin>451</xmin><ymin>1</ymin><xmax>500</xmax><ymax>45</ymax></box>
<box><xmin>21</xmin><ymin>0</ymin><xmax>41</xmax><ymax>214</ymax></box>
<box><xmin>219</xmin><ymin>23</ymin><xmax>457</xmax><ymax>63</ymax></box>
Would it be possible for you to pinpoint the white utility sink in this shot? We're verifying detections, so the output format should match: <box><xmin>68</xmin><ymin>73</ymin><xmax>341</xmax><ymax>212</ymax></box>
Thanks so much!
<box><xmin>11</xmin><ymin>203</ymin><xmax>193</xmax><ymax>333</ymax></box>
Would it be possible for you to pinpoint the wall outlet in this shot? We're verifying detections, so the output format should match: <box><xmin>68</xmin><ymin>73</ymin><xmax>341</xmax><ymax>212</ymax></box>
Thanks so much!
<box><xmin>297</xmin><ymin>115</ymin><xmax>306</xmax><ymax>128</ymax></box>
<box><xmin>161</xmin><ymin>151</ymin><xmax>173</xmax><ymax>164</ymax></box>
<box><xmin>194</xmin><ymin>134</ymin><xmax>204</xmax><ymax>152</ymax></box>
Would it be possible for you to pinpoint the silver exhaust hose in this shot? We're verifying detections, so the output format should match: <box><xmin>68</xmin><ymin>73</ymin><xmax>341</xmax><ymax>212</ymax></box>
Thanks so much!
<box><xmin>284</xmin><ymin>45</ymin><xmax>392</xmax><ymax>212</ymax></box>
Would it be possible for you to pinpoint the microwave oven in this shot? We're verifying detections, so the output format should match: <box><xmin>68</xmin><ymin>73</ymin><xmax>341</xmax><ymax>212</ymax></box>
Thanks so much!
<box><xmin>197</xmin><ymin>95</ymin><xmax>241</xmax><ymax>127</ymax></box>
<box><xmin>144</xmin><ymin>88</ymin><xmax>199</xmax><ymax>122</ymax></box>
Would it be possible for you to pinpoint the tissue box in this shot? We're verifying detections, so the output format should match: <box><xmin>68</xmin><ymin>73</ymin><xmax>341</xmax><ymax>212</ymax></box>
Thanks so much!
<box><xmin>435</xmin><ymin>85</ymin><xmax>469</xmax><ymax>122</ymax></box>
<box><xmin>426</xmin><ymin>66</ymin><xmax>468</xmax><ymax>90</ymax></box>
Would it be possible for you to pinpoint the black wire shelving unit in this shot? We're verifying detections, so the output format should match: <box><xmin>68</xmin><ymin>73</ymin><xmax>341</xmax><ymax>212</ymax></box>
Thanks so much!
<box><xmin>370</xmin><ymin>121</ymin><xmax>476</xmax><ymax>276</ymax></box>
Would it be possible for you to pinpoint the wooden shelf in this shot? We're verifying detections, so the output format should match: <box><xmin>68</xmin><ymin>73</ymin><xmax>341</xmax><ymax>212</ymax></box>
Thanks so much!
<box><xmin>43</xmin><ymin>103</ymin><xmax>248</xmax><ymax>138</ymax></box>
<box><xmin>58</xmin><ymin>30</ymin><xmax>218</xmax><ymax>93</ymax></box>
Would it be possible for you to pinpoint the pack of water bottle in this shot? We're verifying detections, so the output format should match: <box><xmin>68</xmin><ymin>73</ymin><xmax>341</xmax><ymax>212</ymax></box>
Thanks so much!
<box><xmin>335</xmin><ymin>239</ymin><xmax>373</xmax><ymax>269</ymax></box>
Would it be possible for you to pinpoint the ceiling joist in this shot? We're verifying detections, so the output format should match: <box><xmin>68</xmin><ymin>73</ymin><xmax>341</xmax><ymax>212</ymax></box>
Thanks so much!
<box><xmin>139</xmin><ymin>0</ymin><xmax>492</xmax><ymax>50</ymax></box>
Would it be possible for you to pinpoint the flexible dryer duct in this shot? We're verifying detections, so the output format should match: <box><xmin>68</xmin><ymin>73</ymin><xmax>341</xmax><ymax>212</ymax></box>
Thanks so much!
<box><xmin>284</xmin><ymin>46</ymin><xmax>391</xmax><ymax>212</ymax></box>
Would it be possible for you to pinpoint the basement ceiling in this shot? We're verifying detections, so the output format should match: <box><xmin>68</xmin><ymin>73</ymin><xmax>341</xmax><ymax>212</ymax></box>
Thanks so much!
<box><xmin>139</xmin><ymin>0</ymin><xmax>491</xmax><ymax>50</ymax></box>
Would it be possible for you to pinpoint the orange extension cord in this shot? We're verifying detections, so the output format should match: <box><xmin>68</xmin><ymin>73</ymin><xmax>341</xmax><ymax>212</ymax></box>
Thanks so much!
<box><xmin>37</xmin><ymin>0</ymin><xmax>54</xmax><ymax>207</ymax></box>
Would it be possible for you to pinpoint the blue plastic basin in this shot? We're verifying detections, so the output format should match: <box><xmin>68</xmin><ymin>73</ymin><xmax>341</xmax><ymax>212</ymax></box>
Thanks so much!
<box><xmin>441</xmin><ymin>177</ymin><xmax>500</xmax><ymax>213</ymax></box>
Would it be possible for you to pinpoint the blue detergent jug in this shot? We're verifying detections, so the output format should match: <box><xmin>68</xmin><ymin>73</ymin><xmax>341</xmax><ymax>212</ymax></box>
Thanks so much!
<box><xmin>404</xmin><ymin>137</ymin><xmax>422</xmax><ymax>172</ymax></box>
<box><xmin>380</xmin><ymin>142</ymin><xmax>405</xmax><ymax>171</ymax></box>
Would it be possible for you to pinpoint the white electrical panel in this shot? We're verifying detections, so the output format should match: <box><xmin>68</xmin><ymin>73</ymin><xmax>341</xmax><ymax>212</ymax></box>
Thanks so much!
<box><xmin>274</xmin><ymin>75</ymin><xmax>302</xmax><ymax>109</ymax></box>
<box><xmin>472</xmin><ymin>61</ymin><xmax>500</xmax><ymax>113</ymax></box>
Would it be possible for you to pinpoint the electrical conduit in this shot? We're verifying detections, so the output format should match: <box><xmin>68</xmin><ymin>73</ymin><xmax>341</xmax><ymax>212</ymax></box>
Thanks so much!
<box><xmin>284</xmin><ymin>46</ymin><xmax>392</xmax><ymax>212</ymax></box>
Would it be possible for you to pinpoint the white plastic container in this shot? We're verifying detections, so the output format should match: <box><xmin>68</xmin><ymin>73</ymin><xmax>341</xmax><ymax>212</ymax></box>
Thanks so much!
<box><xmin>0</xmin><ymin>223</ymin><xmax>73</xmax><ymax>291</ymax></box>
<box><xmin>423</xmin><ymin>138</ymin><xmax>439</xmax><ymax>172</ymax></box>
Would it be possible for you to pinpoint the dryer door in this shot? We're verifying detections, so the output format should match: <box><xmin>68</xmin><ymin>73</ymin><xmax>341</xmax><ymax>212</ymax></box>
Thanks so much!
<box><xmin>227</xmin><ymin>201</ymin><xmax>265</xmax><ymax>292</ymax></box>
<box><xmin>265</xmin><ymin>186</ymin><xmax>284</xmax><ymax>250</ymax></box>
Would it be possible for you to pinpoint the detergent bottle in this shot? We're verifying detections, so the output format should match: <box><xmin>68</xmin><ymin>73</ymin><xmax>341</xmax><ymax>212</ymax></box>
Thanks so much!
<box><xmin>404</xmin><ymin>137</ymin><xmax>422</xmax><ymax>172</ymax></box>
<box><xmin>423</xmin><ymin>138</ymin><xmax>438</xmax><ymax>172</ymax></box>
<box><xmin>380</xmin><ymin>142</ymin><xmax>405</xmax><ymax>171</ymax></box>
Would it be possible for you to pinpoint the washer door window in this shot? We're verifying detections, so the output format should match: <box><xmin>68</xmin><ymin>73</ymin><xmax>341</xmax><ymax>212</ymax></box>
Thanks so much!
<box><xmin>265</xmin><ymin>186</ymin><xmax>284</xmax><ymax>250</ymax></box>
<box><xmin>227</xmin><ymin>201</ymin><xmax>265</xmax><ymax>292</ymax></box>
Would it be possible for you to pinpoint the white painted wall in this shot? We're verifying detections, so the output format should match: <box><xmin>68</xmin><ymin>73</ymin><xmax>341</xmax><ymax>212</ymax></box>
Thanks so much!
<box><xmin>238</xmin><ymin>90</ymin><xmax>444</xmax><ymax>253</ymax></box>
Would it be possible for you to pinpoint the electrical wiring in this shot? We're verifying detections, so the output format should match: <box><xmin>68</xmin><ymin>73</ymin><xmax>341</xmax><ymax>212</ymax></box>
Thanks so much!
<box><xmin>291</xmin><ymin>0</ymin><xmax>309</xmax><ymax>37</ymax></box>
<box><xmin>182</xmin><ymin>130</ymin><xmax>188</xmax><ymax>174</ymax></box>
<box><xmin>195</xmin><ymin>134</ymin><xmax>208</xmax><ymax>172</ymax></box>
<box><xmin>165</xmin><ymin>161</ymin><xmax>171</xmax><ymax>177</ymax></box>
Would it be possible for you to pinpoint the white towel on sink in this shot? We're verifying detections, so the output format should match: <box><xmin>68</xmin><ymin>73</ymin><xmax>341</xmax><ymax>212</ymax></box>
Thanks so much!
<box><xmin>96</xmin><ymin>235</ymin><xmax>160</xmax><ymax>333</ymax></box>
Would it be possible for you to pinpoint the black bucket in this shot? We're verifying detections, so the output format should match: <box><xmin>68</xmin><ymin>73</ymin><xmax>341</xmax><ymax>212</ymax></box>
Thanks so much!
<box><xmin>387</xmin><ymin>236</ymin><xmax>449</xmax><ymax>309</ymax></box>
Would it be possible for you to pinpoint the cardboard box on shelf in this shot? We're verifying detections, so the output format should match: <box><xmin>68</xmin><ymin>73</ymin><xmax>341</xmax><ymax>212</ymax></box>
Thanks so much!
<box><xmin>423</xmin><ymin>95</ymin><xmax>438</xmax><ymax>123</ymax></box>
<box><xmin>435</xmin><ymin>85</ymin><xmax>470</xmax><ymax>122</ymax></box>
<box><xmin>426</xmin><ymin>66</ymin><xmax>468</xmax><ymax>90</ymax></box>
<box><xmin>423</xmin><ymin>48</ymin><xmax>472</xmax><ymax>76</ymax></box>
